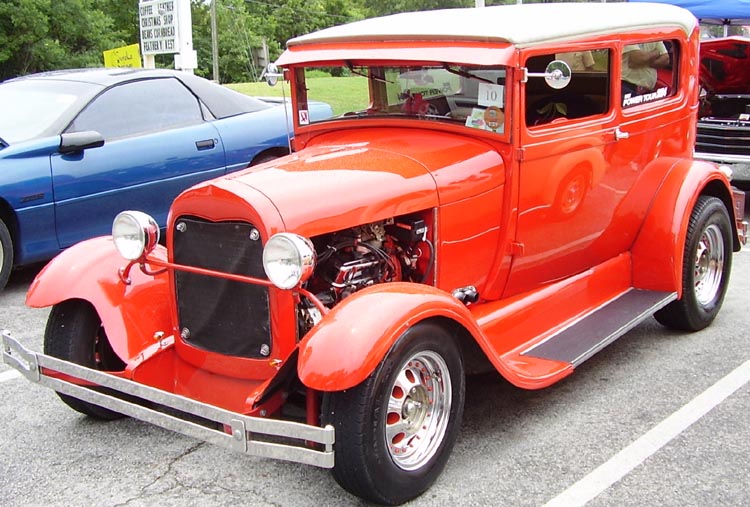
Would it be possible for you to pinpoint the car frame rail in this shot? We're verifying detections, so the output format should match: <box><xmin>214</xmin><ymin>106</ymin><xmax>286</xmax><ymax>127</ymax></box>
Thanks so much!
<box><xmin>1</xmin><ymin>330</ymin><xmax>334</xmax><ymax>468</ymax></box>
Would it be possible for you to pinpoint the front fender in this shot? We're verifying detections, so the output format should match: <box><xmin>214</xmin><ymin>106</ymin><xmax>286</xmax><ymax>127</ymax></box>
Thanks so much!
<box><xmin>631</xmin><ymin>158</ymin><xmax>733</xmax><ymax>295</ymax></box>
<box><xmin>297</xmin><ymin>282</ymin><xmax>480</xmax><ymax>391</ymax></box>
<box><xmin>26</xmin><ymin>236</ymin><xmax>172</xmax><ymax>363</ymax></box>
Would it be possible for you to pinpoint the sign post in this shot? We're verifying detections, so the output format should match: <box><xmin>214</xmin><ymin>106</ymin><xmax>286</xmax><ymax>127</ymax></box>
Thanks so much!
<box><xmin>138</xmin><ymin>0</ymin><xmax>197</xmax><ymax>72</ymax></box>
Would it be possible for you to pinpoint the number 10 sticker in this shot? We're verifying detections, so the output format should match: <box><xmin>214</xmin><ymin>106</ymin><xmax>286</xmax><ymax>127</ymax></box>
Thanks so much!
<box><xmin>478</xmin><ymin>83</ymin><xmax>504</xmax><ymax>108</ymax></box>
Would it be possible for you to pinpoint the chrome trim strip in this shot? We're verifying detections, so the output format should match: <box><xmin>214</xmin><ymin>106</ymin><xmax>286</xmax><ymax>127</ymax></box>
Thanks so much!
<box><xmin>2</xmin><ymin>330</ymin><xmax>334</xmax><ymax>468</ymax></box>
<box><xmin>695</xmin><ymin>152</ymin><xmax>750</xmax><ymax>164</ymax></box>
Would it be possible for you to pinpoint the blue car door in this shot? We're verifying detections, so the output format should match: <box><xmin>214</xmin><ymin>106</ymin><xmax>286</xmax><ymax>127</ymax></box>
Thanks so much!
<box><xmin>51</xmin><ymin>77</ymin><xmax>227</xmax><ymax>248</ymax></box>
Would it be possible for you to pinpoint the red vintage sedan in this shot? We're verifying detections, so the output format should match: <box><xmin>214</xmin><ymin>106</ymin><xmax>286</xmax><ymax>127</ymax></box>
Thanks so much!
<box><xmin>3</xmin><ymin>3</ymin><xmax>747</xmax><ymax>505</ymax></box>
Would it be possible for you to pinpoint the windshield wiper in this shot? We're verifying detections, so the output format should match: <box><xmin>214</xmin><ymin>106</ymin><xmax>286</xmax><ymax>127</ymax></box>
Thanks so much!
<box><xmin>442</xmin><ymin>64</ymin><xmax>495</xmax><ymax>84</ymax></box>
<box><xmin>345</xmin><ymin>61</ymin><xmax>393</xmax><ymax>84</ymax></box>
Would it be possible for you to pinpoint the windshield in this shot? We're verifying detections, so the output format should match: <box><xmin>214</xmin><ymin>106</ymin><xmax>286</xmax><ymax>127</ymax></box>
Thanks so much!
<box><xmin>296</xmin><ymin>63</ymin><xmax>508</xmax><ymax>135</ymax></box>
<box><xmin>0</xmin><ymin>80</ymin><xmax>97</xmax><ymax>144</ymax></box>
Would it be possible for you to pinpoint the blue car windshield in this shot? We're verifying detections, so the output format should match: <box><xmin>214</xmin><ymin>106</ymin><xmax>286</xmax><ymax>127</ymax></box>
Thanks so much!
<box><xmin>0</xmin><ymin>80</ymin><xmax>97</xmax><ymax>144</ymax></box>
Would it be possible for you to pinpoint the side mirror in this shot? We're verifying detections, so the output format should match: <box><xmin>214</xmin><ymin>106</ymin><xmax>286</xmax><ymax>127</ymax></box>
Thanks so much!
<box><xmin>59</xmin><ymin>131</ymin><xmax>105</xmax><ymax>155</ymax></box>
<box><xmin>263</xmin><ymin>63</ymin><xmax>283</xmax><ymax>87</ymax></box>
<box><xmin>525</xmin><ymin>60</ymin><xmax>572</xmax><ymax>90</ymax></box>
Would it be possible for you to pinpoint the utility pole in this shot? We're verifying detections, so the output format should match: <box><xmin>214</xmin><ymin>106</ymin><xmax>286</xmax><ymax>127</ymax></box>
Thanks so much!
<box><xmin>211</xmin><ymin>0</ymin><xmax>219</xmax><ymax>82</ymax></box>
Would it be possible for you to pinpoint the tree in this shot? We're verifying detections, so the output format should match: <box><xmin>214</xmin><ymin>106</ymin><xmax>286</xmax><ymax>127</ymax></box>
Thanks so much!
<box><xmin>0</xmin><ymin>0</ymin><xmax>126</xmax><ymax>80</ymax></box>
<box><xmin>191</xmin><ymin>0</ymin><xmax>268</xmax><ymax>83</ymax></box>
<box><xmin>0</xmin><ymin>0</ymin><xmax>534</xmax><ymax>83</ymax></box>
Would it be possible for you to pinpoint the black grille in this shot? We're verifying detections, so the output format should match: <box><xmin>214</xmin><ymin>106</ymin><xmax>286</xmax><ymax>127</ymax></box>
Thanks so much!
<box><xmin>173</xmin><ymin>217</ymin><xmax>270</xmax><ymax>359</ymax></box>
<box><xmin>696</xmin><ymin>119</ymin><xmax>750</xmax><ymax>157</ymax></box>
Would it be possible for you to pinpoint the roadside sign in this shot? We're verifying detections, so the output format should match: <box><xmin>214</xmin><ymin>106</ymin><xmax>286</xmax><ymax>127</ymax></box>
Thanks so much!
<box><xmin>139</xmin><ymin>0</ymin><xmax>179</xmax><ymax>55</ymax></box>
<box><xmin>103</xmin><ymin>44</ymin><xmax>142</xmax><ymax>68</ymax></box>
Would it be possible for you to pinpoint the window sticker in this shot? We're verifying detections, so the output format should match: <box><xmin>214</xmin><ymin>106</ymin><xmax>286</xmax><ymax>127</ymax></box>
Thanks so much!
<box><xmin>465</xmin><ymin>107</ymin><xmax>504</xmax><ymax>134</ymax></box>
<box><xmin>622</xmin><ymin>86</ymin><xmax>668</xmax><ymax>107</ymax></box>
<box><xmin>478</xmin><ymin>82</ymin><xmax>504</xmax><ymax>108</ymax></box>
<box><xmin>299</xmin><ymin>110</ymin><xmax>310</xmax><ymax>125</ymax></box>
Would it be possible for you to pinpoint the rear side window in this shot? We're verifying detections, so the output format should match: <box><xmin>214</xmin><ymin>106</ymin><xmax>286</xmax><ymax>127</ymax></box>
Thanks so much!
<box><xmin>621</xmin><ymin>39</ymin><xmax>679</xmax><ymax>108</ymax></box>
<box><xmin>67</xmin><ymin>78</ymin><xmax>204</xmax><ymax>139</ymax></box>
<box><xmin>525</xmin><ymin>50</ymin><xmax>610</xmax><ymax>127</ymax></box>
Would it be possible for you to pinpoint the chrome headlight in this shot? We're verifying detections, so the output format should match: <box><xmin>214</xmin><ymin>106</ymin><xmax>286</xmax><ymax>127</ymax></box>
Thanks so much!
<box><xmin>112</xmin><ymin>211</ymin><xmax>160</xmax><ymax>261</ymax></box>
<box><xmin>262</xmin><ymin>233</ymin><xmax>316</xmax><ymax>289</ymax></box>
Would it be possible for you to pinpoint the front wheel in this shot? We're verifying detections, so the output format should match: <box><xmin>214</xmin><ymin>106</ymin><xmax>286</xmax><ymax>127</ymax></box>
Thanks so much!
<box><xmin>0</xmin><ymin>219</ymin><xmax>13</xmax><ymax>290</ymax></box>
<box><xmin>44</xmin><ymin>300</ymin><xmax>127</xmax><ymax>420</ymax></box>
<box><xmin>655</xmin><ymin>196</ymin><xmax>733</xmax><ymax>331</ymax></box>
<box><xmin>322</xmin><ymin>322</ymin><xmax>465</xmax><ymax>505</ymax></box>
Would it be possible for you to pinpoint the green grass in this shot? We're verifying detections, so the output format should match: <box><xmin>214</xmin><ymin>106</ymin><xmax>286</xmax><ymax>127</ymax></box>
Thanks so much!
<box><xmin>227</xmin><ymin>76</ymin><xmax>369</xmax><ymax>116</ymax></box>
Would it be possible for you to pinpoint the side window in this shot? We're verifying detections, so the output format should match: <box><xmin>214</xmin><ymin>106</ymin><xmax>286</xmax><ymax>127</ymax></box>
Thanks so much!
<box><xmin>621</xmin><ymin>40</ymin><xmax>679</xmax><ymax>108</ymax></box>
<box><xmin>526</xmin><ymin>50</ymin><xmax>610</xmax><ymax>127</ymax></box>
<box><xmin>67</xmin><ymin>78</ymin><xmax>204</xmax><ymax>139</ymax></box>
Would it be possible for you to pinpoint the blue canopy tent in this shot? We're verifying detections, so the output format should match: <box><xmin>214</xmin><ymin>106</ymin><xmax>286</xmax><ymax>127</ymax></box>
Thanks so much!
<box><xmin>629</xmin><ymin>0</ymin><xmax>750</xmax><ymax>31</ymax></box>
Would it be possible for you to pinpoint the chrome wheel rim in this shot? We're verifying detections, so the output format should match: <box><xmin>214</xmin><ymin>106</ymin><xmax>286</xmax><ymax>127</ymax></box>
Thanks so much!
<box><xmin>694</xmin><ymin>224</ymin><xmax>724</xmax><ymax>306</ymax></box>
<box><xmin>385</xmin><ymin>350</ymin><xmax>451</xmax><ymax>471</ymax></box>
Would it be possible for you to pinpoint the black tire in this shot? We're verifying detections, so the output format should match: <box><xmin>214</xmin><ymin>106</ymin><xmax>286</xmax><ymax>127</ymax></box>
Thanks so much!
<box><xmin>0</xmin><ymin>219</ymin><xmax>13</xmax><ymax>290</ymax></box>
<box><xmin>655</xmin><ymin>196</ymin><xmax>733</xmax><ymax>331</ymax></box>
<box><xmin>250</xmin><ymin>151</ymin><xmax>282</xmax><ymax>166</ymax></box>
<box><xmin>44</xmin><ymin>300</ymin><xmax>127</xmax><ymax>420</ymax></box>
<box><xmin>321</xmin><ymin>322</ymin><xmax>465</xmax><ymax>505</ymax></box>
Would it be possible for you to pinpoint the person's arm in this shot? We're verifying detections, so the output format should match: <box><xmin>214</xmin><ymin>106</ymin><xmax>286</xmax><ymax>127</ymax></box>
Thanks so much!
<box><xmin>582</xmin><ymin>51</ymin><xmax>595</xmax><ymax>71</ymax></box>
<box><xmin>651</xmin><ymin>42</ymin><xmax>670</xmax><ymax>68</ymax></box>
<box><xmin>626</xmin><ymin>44</ymin><xmax>668</xmax><ymax>68</ymax></box>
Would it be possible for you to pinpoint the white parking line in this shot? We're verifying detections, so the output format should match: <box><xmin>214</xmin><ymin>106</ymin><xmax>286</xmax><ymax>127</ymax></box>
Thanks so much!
<box><xmin>543</xmin><ymin>359</ymin><xmax>750</xmax><ymax>507</ymax></box>
<box><xmin>0</xmin><ymin>369</ymin><xmax>22</xmax><ymax>383</ymax></box>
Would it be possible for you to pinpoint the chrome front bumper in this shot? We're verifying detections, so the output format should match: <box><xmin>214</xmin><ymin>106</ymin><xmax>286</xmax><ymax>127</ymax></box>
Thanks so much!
<box><xmin>2</xmin><ymin>330</ymin><xmax>334</xmax><ymax>468</ymax></box>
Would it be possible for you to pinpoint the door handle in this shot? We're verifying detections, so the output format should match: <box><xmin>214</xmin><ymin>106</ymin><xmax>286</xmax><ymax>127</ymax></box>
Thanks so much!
<box><xmin>614</xmin><ymin>127</ymin><xmax>630</xmax><ymax>140</ymax></box>
<box><xmin>195</xmin><ymin>139</ymin><xmax>215</xmax><ymax>150</ymax></box>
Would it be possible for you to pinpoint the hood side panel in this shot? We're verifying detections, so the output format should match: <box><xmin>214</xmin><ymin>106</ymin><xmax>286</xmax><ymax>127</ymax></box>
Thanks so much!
<box><xmin>224</xmin><ymin>127</ymin><xmax>505</xmax><ymax>236</ymax></box>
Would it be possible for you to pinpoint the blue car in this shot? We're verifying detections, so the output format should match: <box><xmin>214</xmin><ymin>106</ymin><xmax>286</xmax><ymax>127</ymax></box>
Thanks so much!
<box><xmin>0</xmin><ymin>68</ymin><xmax>332</xmax><ymax>289</ymax></box>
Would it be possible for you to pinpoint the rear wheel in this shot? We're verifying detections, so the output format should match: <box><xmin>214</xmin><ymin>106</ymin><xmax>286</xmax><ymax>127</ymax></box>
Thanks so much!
<box><xmin>250</xmin><ymin>151</ymin><xmax>283</xmax><ymax>166</ymax></box>
<box><xmin>44</xmin><ymin>300</ymin><xmax>127</xmax><ymax>420</ymax></box>
<box><xmin>322</xmin><ymin>322</ymin><xmax>465</xmax><ymax>505</ymax></box>
<box><xmin>655</xmin><ymin>196</ymin><xmax>733</xmax><ymax>331</ymax></box>
<box><xmin>0</xmin><ymin>219</ymin><xmax>13</xmax><ymax>290</ymax></box>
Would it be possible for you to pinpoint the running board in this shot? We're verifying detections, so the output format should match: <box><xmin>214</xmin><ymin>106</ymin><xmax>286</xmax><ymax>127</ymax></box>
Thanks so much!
<box><xmin>521</xmin><ymin>289</ymin><xmax>677</xmax><ymax>366</ymax></box>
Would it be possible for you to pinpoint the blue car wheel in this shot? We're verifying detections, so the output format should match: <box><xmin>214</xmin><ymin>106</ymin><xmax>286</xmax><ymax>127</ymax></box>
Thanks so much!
<box><xmin>0</xmin><ymin>219</ymin><xmax>12</xmax><ymax>290</ymax></box>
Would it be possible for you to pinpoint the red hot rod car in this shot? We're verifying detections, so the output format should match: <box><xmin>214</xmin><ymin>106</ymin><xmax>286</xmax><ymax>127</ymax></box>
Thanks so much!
<box><xmin>3</xmin><ymin>3</ymin><xmax>748</xmax><ymax>505</ymax></box>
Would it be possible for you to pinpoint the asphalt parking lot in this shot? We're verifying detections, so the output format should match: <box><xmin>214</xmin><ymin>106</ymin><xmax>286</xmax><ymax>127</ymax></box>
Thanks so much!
<box><xmin>1</xmin><ymin>244</ymin><xmax>748</xmax><ymax>507</ymax></box>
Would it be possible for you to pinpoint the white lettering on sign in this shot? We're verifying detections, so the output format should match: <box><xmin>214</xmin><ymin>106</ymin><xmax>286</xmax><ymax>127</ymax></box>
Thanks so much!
<box><xmin>622</xmin><ymin>87</ymin><xmax>668</xmax><ymax>107</ymax></box>
<box><xmin>139</xmin><ymin>0</ymin><xmax>179</xmax><ymax>55</ymax></box>
<box><xmin>478</xmin><ymin>82</ymin><xmax>504</xmax><ymax>108</ymax></box>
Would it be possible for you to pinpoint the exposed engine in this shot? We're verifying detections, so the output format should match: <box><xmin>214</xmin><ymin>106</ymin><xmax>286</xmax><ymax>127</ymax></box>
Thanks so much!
<box><xmin>297</xmin><ymin>213</ymin><xmax>433</xmax><ymax>334</ymax></box>
<box><xmin>695</xmin><ymin>37</ymin><xmax>750</xmax><ymax>184</ymax></box>
<box><xmin>699</xmin><ymin>93</ymin><xmax>750</xmax><ymax>120</ymax></box>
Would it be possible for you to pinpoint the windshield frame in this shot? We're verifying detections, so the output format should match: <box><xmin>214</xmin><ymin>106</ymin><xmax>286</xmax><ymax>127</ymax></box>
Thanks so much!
<box><xmin>291</xmin><ymin>61</ymin><xmax>510</xmax><ymax>141</ymax></box>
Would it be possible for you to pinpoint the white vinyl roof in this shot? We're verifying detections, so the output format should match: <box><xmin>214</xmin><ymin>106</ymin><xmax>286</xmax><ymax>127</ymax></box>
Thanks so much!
<box><xmin>286</xmin><ymin>3</ymin><xmax>698</xmax><ymax>48</ymax></box>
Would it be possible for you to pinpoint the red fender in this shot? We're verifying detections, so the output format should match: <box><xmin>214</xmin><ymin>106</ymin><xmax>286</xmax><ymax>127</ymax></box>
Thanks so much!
<box><xmin>298</xmin><ymin>282</ymin><xmax>488</xmax><ymax>391</ymax></box>
<box><xmin>26</xmin><ymin>236</ymin><xmax>172</xmax><ymax>363</ymax></box>
<box><xmin>631</xmin><ymin>158</ymin><xmax>734</xmax><ymax>295</ymax></box>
